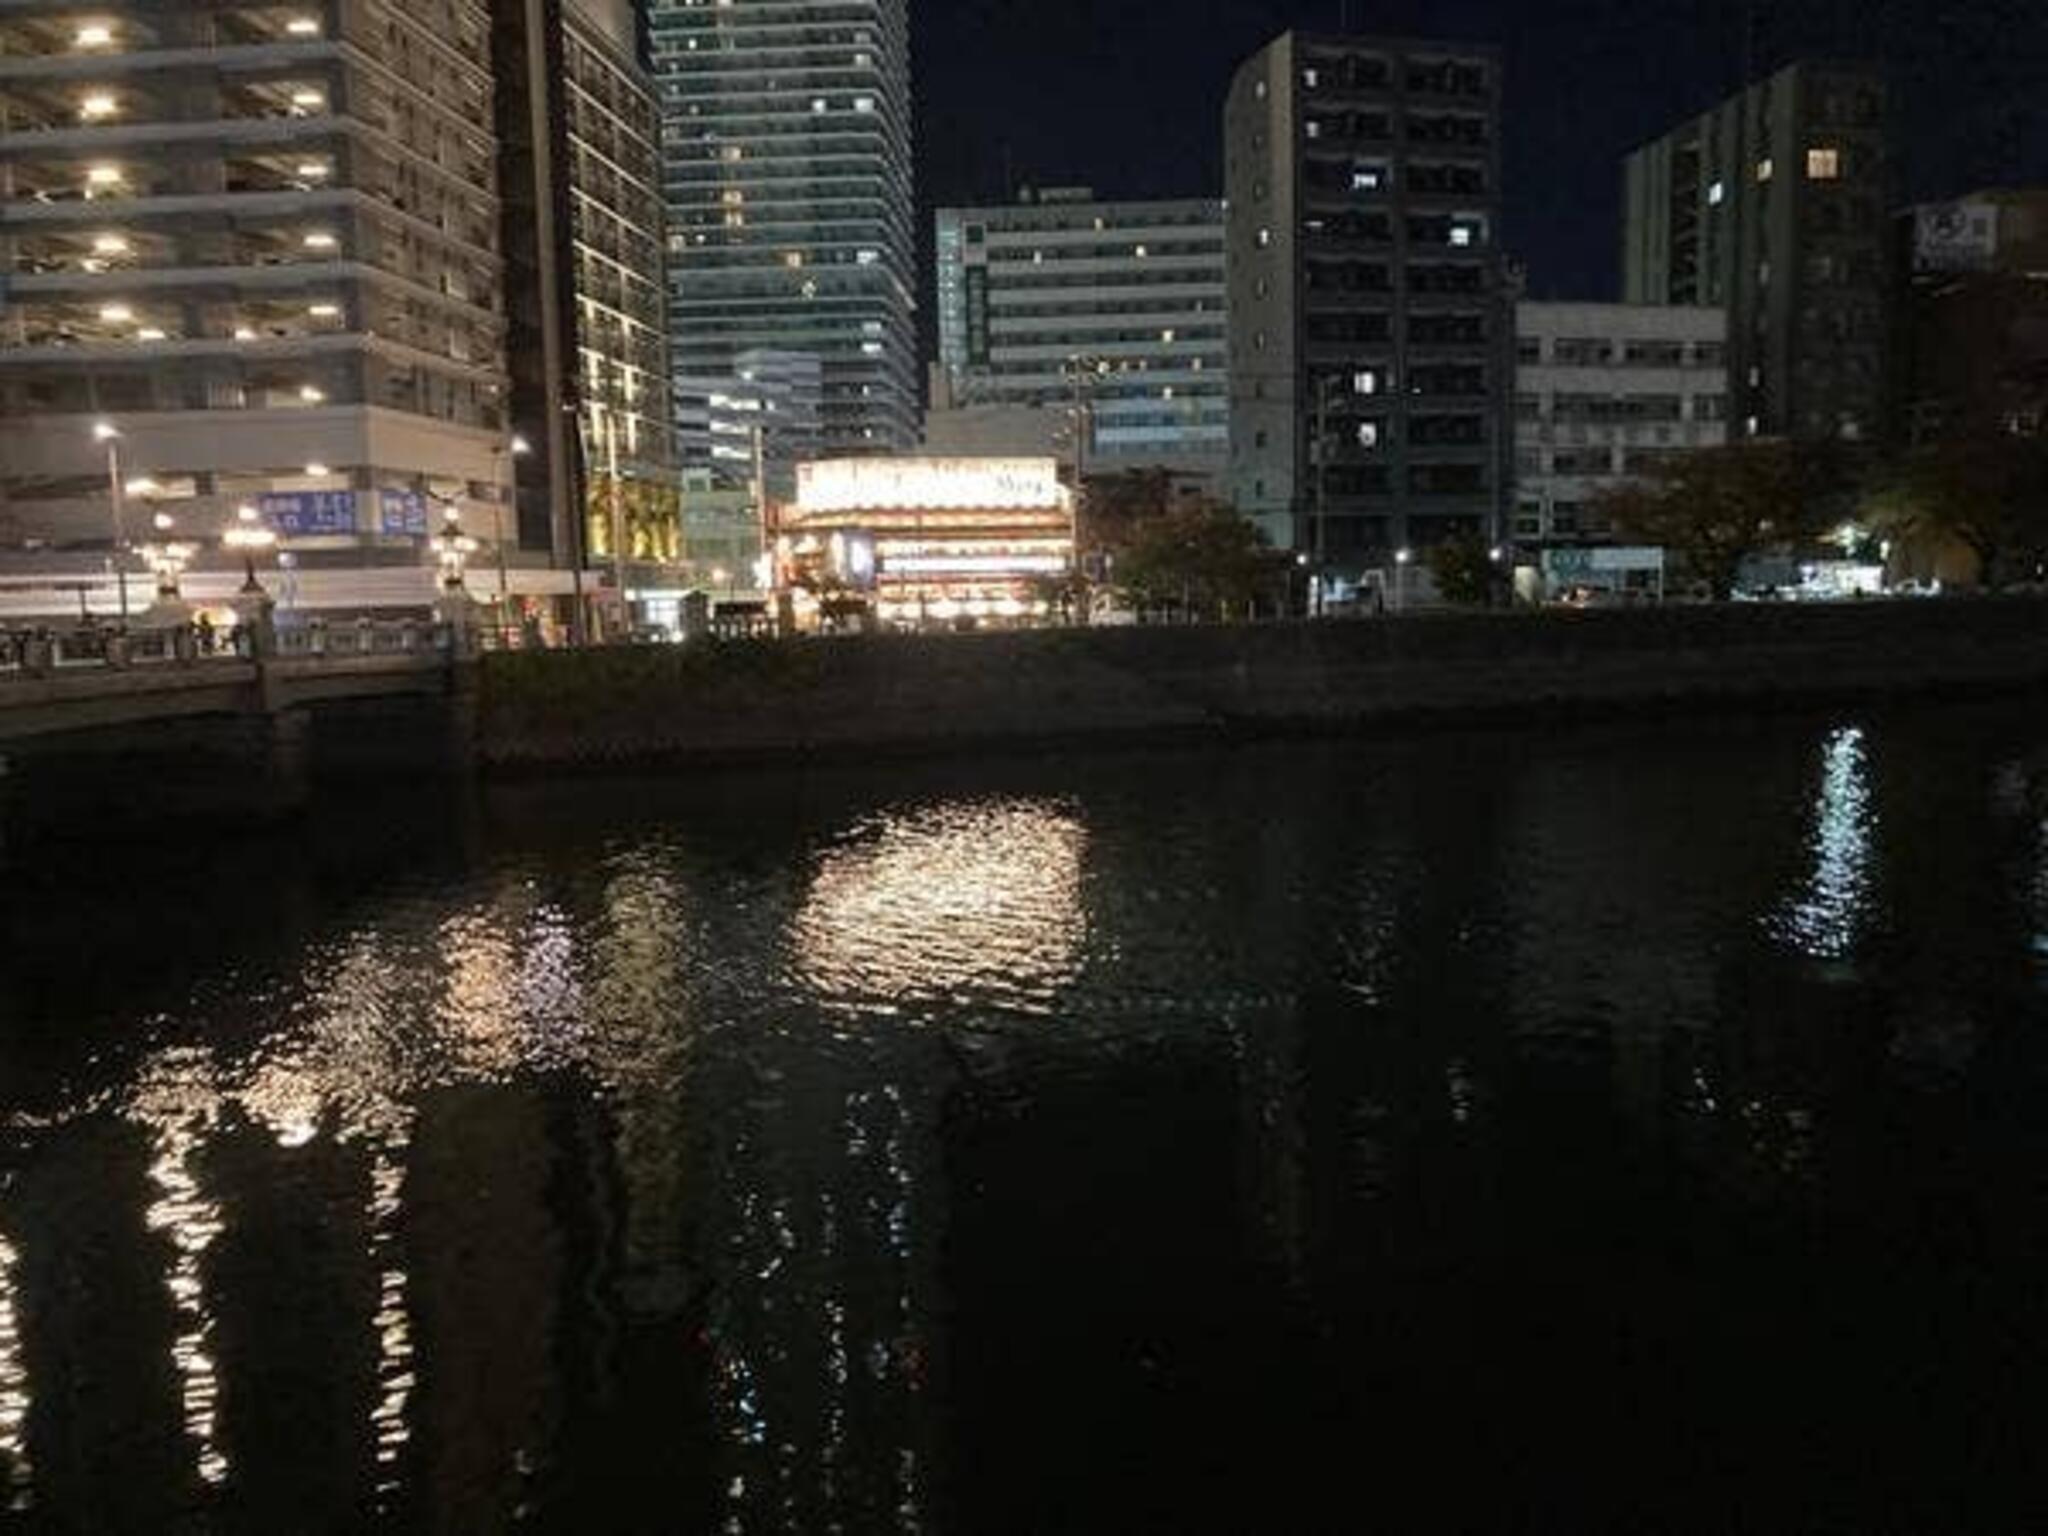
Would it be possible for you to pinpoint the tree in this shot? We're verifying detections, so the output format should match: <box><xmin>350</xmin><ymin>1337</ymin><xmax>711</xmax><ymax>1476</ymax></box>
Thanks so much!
<box><xmin>1116</xmin><ymin>502</ymin><xmax>1287</xmax><ymax>617</ymax></box>
<box><xmin>1862</xmin><ymin>433</ymin><xmax>2048</xmax><ymax>588</ymax></box>
<box><xmin>1590</xmin><ymin>440</ymin><xmax>1845</xmax><ymax>600</ymax></box>
<box><xmin>1426</xmin><ymin>532</ymin><xmax>1497</xmax><ymax>606</ymax></box>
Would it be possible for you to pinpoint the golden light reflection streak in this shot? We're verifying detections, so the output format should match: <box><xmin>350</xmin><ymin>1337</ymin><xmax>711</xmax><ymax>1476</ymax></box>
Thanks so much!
<box><xmin>133</xmin><ymin>1051</ymin><xmax>229</xmax><ymax>1489</ymax></box>
<box><xmin>793</xmin><ymin>800</ymin><xmax>1088</xmax><ymax>1005</ymax></box>
<box><xmin>0</xmin><ymin>1222</ymin><xmax>32</xmax><ymax>1511</ymax></box>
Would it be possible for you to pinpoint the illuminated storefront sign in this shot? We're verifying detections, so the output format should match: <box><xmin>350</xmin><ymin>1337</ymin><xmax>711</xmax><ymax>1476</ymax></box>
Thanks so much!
<box><xmin>257</xmin><ymin>490</ymin><xmax>357</xmax><ymax>537</ymax></box>
<box><xmin>797</xmin><ymin>457</ymin><xmax>1065</xmax><ymax>513</ymax></box>
<box><xmin>884</xmin><ymin>553</ymin><xmax>1069</xmax><ymax>576</ymax></box>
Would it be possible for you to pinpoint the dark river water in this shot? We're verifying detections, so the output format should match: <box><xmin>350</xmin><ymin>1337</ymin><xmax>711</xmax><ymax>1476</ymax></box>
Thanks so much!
<box><xmin>5</xmin><ymin>705</ymin><xmax>2048</xmax><ymax>1532</ymax></box>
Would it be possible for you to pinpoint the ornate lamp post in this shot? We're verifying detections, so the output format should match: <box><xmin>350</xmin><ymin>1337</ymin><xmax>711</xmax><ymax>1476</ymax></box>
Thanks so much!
<box><xmin>223</xmin><ymin>503</ymin><xmax>278</xmax><ymax>593</ymax></box>
<box><xmin>431</xmin><ymin>504</ymin><xmax>479</xmax><ymax>592</ymax></box>
<box><xmin>141</xmin><ymin>510</ymin><xmax>195</xmax><ymax>602</ymax></box>
<box><xmin>491</xmin><ymin>432</ymin><xmax>530</xmax><ymax>634</ymax></box>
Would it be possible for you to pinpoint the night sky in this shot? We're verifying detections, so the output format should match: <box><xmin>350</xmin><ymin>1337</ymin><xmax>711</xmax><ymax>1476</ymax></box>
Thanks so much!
<box><xmin>916</xmin><ymin>0</ymin><xmax>2048</xmax><ymax>303</ymax></box>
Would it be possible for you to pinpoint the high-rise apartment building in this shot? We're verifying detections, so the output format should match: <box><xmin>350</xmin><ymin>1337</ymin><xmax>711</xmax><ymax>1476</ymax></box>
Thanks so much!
<box><xmin>674</xmin><ymin>347</ymin><xmax>824</xmax><ymax>501</ymax></box>
<box><xmin>933</xmin><ymin>188</ymin><xmax>1228</xmax><ymax>477</ymax></box>
<box><xmin>646</xmin><ymin>0</ymin><xmax>917</xmax><ymax>455</ymax></box>
<box><xmin>1225</xmin><ymin>32</ymin><xmax>1509</xmax><ymax>563</ymax></box>
<box><xmin>0</xmin><ymin>0</ymin><xmax>683</xmax><ymax>622</ymax></box>
<box><xmin>1621</xmin><ymin>61</ymin><xmax>1888</xmax><ymax>443</ymax></box>
<box><xmin>498</xmin><ymin>0</ymin><xmax>680</xmax><ymax>589</ymax></box>
<box><xmin>0</xmin><ymin>0</ymin><xmax>523</xmax><ymax>581</ymax></box>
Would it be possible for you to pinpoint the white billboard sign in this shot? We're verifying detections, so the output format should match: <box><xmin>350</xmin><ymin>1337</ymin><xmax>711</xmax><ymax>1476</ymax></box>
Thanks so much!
<box><xmin>797</xmin><ymin>457</ymin><xmax>1065</xmax><ymax>513</ymax></box>
<box><xmin>1914</xmin><ymin>201</ymin><xmax>2000</xmax><ymax>272</ymax></box>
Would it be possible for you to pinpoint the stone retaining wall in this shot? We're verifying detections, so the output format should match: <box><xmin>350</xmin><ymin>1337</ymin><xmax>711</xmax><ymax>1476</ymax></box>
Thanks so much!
<box><xmin>476</xmin><ymin>599</ymin><xmax>2048</xmax><ymax>771</ymax></box>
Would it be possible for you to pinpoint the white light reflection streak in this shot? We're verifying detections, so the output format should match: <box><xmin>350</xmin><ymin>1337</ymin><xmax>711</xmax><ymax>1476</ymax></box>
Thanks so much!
<box><xmin>1777</xmin><ymin>726</ymin><xmax>1876</xmax><ymax>960</ymax></box>
<box><xmin>133</xmin><ymin>1051</ymin><xmax>229</xmax><ymax>1488</ymax></box>
<box><xmin>366</xmin><ymin>1128</ymin><xmax>414</xmax><ymax>1509</ymax></box>
<box><xmin>0</xmin><ymin>1220</ymin><xmax>31</xmax><ymax>1511</ymax></box>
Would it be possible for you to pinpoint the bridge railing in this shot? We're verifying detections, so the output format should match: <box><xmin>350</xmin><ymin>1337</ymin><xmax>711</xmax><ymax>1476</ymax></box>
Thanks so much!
<box><xmin>273</xmin><ymin>618</ymin><xmax>447</xmax><ymax>659</ymax></box>
<box><xmin>0</xmin><ymin>617</ymin><xmax>454</xmax><ymax>679</ymax></box>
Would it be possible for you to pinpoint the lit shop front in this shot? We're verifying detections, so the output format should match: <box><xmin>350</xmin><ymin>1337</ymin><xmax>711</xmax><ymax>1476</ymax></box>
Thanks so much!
<box><xmin>781</xmin><ymin>458</ymin><xmax>1074</xmax><ymax>626</ymax></box>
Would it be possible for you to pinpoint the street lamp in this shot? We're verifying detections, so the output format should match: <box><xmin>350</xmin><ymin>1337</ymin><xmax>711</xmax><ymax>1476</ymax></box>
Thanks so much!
<box><xmin>491</xmin><ymin>432</ymin><xmax>531</xmax><ymax>631</ymax></box>
<box><xmin>223</xmin><ymin>503</ymin><xmax>278</xmax><ymax>594</ymax></box>
<box><xmin>140</xmin><ymin>510</ymin><xmax>194</xmax><ymax>601</ymax></box>
<box><xmin>431</xmin><ymin>505</ymin><xmax>478</xmax><ymax>591</ymax></box>
<box><xmin>92</xmin><ymin>419</ymin><xmax>131</xmax><ymax>621</ymax></box>
<box><xmin>1394</xmin><ymin>546</ymin><xmax>1413</xmax><ymax>614</ymax></box>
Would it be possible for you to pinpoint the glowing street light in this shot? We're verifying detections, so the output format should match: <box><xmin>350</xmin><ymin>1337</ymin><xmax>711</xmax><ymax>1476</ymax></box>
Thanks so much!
<box><xmin>488</xmin><ymin>433</ymin><xmax>533</xmax><ymax>627</ymax></box>
<box><xmin>223</xmin><ymin>504</ymin><xmax>279</xmax><ymax>594</ymax></box>
<box><xmin>431</xmin><ymin>506</ymin><xmax>478</xmax><ymax>591</ymax></box>
<box><xmin>140</xmin><ymin>511</ymin><xmax>193</xmax><ymax>599</ymax></box>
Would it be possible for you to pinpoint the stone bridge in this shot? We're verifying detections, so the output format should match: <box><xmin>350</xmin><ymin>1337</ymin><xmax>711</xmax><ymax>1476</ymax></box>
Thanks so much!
<box><xmin>0</xmin><ymin>619</ymin><xmax>469</xmax><ymax>745</ymax></box>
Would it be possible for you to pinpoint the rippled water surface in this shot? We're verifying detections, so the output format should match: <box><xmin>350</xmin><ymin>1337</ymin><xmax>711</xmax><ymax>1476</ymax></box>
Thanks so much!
<box><xmin>7</xmin><ymin>705</ymin><xmax>2048</xmax><ymax>1531</ymax></box>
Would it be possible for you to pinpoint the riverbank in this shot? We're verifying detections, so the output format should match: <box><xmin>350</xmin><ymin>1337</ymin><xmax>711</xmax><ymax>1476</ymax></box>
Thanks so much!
<box><xmin>477</xmin><ymin>597</ymin><xmax>2048</xmax><ymax>771</ymax></box>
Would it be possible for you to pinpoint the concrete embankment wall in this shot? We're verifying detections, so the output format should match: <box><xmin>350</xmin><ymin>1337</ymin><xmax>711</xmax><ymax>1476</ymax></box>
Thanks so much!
<box><xmin>475</xmin><ymin>599</ymin><xmax>2048</xmax><ymax>771</ymax></box>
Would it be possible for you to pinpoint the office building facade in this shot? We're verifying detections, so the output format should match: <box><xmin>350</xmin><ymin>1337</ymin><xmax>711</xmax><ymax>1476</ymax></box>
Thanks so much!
<box><xmin>1225</xmin><ymin>31</ymin><xmax>1510</xmax><ymax>563</ymax></box>
<box><xmin>1513</xmin><ymin>302</ymin><xmax>1730</xmax><ymax>544</ymax></box>
<box><xmin>0</xmin><ymin>0</ymin><xmax>525</xmax><ymax>588</ymax></box>
<box><xmin>646</xmin><ymin>0</ymin><xmax>917</xmax><ymax>455</ymax></box>
<box><xmin>1891</xmin><ymin>189</ymin><xmax>2048</xmax><ymax>444</ymax></box>
<box><xmin>1621</xmin><ymin>61</ymin><xmax>1888</xmax><ymax>443</ymax></box>
<box><xmin>674</xmin><ymin>348</ymin><xmax>824</xmax><ymax>503</ymax></box>
<box><xmin>933</xmin><ymin>188</ymin><xmax>1228</xmax><ymax>477</ymax></box>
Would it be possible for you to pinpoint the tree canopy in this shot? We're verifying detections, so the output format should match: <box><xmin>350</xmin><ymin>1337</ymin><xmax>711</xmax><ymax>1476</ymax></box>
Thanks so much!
<box><xmin>1861</xmin><ymin>432</ymin><xmax>2048</xmax><ymax>587</ymax></box>
<box><xmin>1114</xmin><ymin>501</ymin><xmax>1287</xmax><ymax>614</ymax></box>
<box><xmin>1425</xmin><ymin>532</ymin><xmax>1498</xmax><ymax>606</ymax></box>
<box><xmin>1591</xmin><ymin>440</ymin><xmax>1848</xmax><ymax>599</ymax></box>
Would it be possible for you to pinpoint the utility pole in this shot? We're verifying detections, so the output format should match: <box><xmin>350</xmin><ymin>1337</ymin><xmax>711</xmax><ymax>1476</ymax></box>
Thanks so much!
<box><xmin>1311</xmin><ymin>374</ymin><xmax>1338</xmax><ymax>616</ymax></box>
<box><xmin>1065</xmin><ymin>354</ymin><xmax>1098</xmax><ymax>624</ymax></box>
<box><xmin>605</xmin><ymin>405</ymin><xmax>627</xmax><ymax>632</ymax></box>
<box><xmin>94</xmin><ymin>421</ymin><xmax>130</xmax><ymax>623</ymax></box>
<box><xmin>751</xmin><ymin>422</ymin><xmax>769</xmax><ymax>589</ymax></box>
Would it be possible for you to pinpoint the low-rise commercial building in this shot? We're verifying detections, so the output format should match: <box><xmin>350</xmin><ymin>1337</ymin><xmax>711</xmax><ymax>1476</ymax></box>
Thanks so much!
<box><xmin>1513</xmin><ymin>302</ymin><xmax>1730</xmax><ymax>545</ymax></box>
<box><xmin>780</xmin><ymin>457</ymin><xmax>1073</xmax><ymax>627</ymax></box>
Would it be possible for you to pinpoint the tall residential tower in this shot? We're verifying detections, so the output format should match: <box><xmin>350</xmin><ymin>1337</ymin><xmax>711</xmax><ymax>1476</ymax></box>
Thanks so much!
<box><xmin>0</xmin><ymin>0</ymin><xmax>521</xmax><ymax>576</ymax></box>
<box><xmin>1621</xmin><ymin>61</ymin><xmax>1889</xmax><ymax>442</ymax></box>
<box><xmin>646</xmin><ymin>0</ymin><xmax>917</xmax><ymax>454</ymax></box>
<box><xmin>1225</xmin><ymin>32</ymin><xmax>1510</xmax><ymax>564</ymax></box>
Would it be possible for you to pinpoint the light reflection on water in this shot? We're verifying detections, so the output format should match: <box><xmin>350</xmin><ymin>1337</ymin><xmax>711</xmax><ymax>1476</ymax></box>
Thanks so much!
<box><xmin>130</xmin><ymin>1050</ymin><xmax>230</xmax><ymax>1489</ymax></box>
<box><xmin>1</xmin><ymin>715</ymin><xmax>2047</xmax><ymax>1529</ymax></box>
<box><xmin>1774</xmin><ymin>724</ymin><xmax>1878</xmax><ymax>960</ymax></box>
<box><xmin>792</xmin><ymin>798</ymin><xmax>1087</xmax><ymax>1013</ymax></box>
<box><xmin>0</xmin><ymin>1216</ymin><xmax>31</xmax><ymax>1511</ymax></box>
